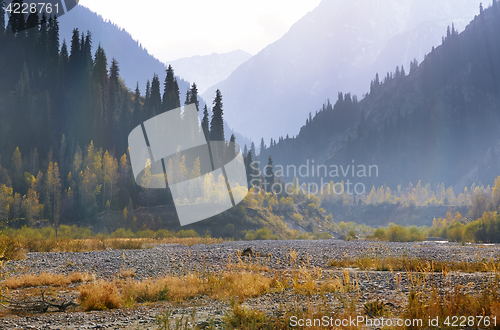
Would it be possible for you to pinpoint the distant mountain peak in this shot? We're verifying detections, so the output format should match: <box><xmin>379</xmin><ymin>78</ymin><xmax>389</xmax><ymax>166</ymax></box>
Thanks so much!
<box><xmin>168</xmin><ymin>50</ymin><xmax>252</xmax><ymax>94</ymax></box>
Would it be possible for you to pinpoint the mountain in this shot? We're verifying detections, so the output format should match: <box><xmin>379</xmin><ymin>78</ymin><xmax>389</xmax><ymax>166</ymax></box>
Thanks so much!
<box><xmin>259</xmin><ymin>2</ymin><xmax>500</xmax><ymax>190</ymax></box>
<box><xmin>58</xmin><ymin>5</ymin><xmax>190</xmax><ymax>96</ymax></box>
<box><xmin>203</xmin><ymin>0</ymin><xmax>484</xmax><ymax>142</ymax></box>
<box><xmin>169</xmin><ymin>50</ymin><xmax>252</xmax><ymax>94</ymax></box>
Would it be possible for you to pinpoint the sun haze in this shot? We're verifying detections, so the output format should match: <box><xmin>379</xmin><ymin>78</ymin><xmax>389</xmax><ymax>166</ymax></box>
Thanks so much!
<box><xmin>78</xmin><ymin>0</ymin><xmax>321</xmax><ymax>61</ymax></box>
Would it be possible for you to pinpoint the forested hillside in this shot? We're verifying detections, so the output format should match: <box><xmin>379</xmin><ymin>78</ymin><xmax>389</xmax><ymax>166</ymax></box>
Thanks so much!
<box><xmin>0</xmin><ymin>4</ymin><xmax>235</xmax><ymax>232</ymax></box>
<box><xmin>259</xmin><ymin>2</ymin><xmax>500</xmax><ymax>190</ymax></box>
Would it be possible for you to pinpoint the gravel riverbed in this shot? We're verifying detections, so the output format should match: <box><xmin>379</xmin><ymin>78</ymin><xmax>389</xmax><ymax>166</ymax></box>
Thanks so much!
<box><xmin>0</xmin><ymin>240</ymin><xmax>499</xmax><ymax>329</ymax></box>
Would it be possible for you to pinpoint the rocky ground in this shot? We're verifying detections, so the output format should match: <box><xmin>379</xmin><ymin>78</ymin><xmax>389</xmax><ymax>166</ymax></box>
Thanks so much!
<box><xmin>0</xmin><ymin>240</ymin><xmax>499</xmax><ymax>329</ymax></box>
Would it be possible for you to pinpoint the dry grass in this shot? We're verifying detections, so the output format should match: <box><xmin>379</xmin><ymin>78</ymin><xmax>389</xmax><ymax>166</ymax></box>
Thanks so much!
<box><xmin>79</xmin><ymin>280</ymin><xmax>123</xmax><ymax>311</ymax></box>
<box><xmin>405</xmin><ymin>280</ymin><xmax>500</xmax><ymax>328</ymax></box>
<box><xmin>329</xmin><ymin>255</ymin><xmax>500</xmax><ymax>273</ymax></box>
<box><xmin>76</xmin><ymin>270</ymin><xmax>273</xmax><ymax>311</ymax></box>
<box><xmin>117</xmin><ymin>268</ymin><xmax>136</xmax><ymax>278</ymax></box>
<box><xmin>2</xmin><ymin>272</ymin><xmax>94</xmax><ymax>289</ymax></box>
<box><xmin>17</xmin><ymin>237</ymin><xmax>225</xmax><ymax>253</ymax></box>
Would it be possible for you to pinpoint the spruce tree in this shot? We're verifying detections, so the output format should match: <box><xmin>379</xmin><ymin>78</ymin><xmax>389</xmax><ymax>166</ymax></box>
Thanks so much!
<box><xmin>93</xmin><ymin>45</ymin><xmax>108</xmax><ymax>89</ymax></box>
<box><xmin>8</xmin><ymin>0</ymin><xmax>26</xmax><ymax>33</ymax></box>
<box><xmin>250</xmin><ymin>142</ymin><xmax>256</xmax><ymax>160</ymax></box>
<box><xmin>163</xmin><ymin>65</ymin><xmax>180</xmax><ymax>111</ymax></box>
<box><xmin>37</xmin><ymin>13</ymin><xmax>48</xmax><ymax>67</ymax></box>
<box><xmin>150</xmin><ymin>74</ymin><xmax>162</xmax><ymax>115</ymax></box>
<box><xmin>260</xmin><ymin>138</ymin><xmax>266</xmax><ymax>155</ymax></box>
<box><xmin>189</xmin><ymin>83</ymin><xmax>199</xmax><ymax>111</ymax></box>
<box><xmin>201</xmin><ymin>104</ymin><xmax>210</xmax><ymax>140</ymax></box>
<box><xmin>69</xmin><ymin>28</ymin><xmax>80</xmax><ymax>70</ymax></box>
<box><xmin>47</xmin><ymin>16</ymin><xmax>60</xmax><ymax>73</ymax></box>
<box><xmin>133</xmin><ymin>82</ymin><xmax>141</xmax><ymax>125</ymax></box>
<box><xmin>210</xmin><ymin>89</ymin><xmax>224</xmax><ymax>141</ymax></box>
<box><xmin>144</xmin><ymin>79</ymin><xmax>151</xmax><ymax>117</ymax></box>
<box><xmin>228</xmin><ymin>134</ymin><xmax>236</xmax><ymax>159</ymax></box>
<box><xmin>265</xmin><ymin>156</ymin><xmax>274</xmax><ymax>192</ymax></box>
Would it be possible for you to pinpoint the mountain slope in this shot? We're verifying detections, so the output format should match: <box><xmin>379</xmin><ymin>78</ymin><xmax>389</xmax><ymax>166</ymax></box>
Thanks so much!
<box><xmin>260</xmin><ymin>3</ymin><xmax>500</xmax><ymax>190</ymax></box>
<box><xmin>58</xmin><ymin>5</ymin><xmax>190</xmax><ymax>96</ymax></box>
<box><xmin>203</xmin><ymin>0</ymin><xmax>484</xmax><ymax>142</ymax></box>
<box><xmin>169</xmin><ymin>50</ymin><xmax>252</xmax><ymax>94</ymax></box>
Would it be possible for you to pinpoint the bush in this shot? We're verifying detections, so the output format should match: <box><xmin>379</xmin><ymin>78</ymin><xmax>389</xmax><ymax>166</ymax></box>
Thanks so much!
<box><xmin>345</xmin><ymin>229</ymin><xmax>357</xmax><ymax>241</ymax></box>
<box><xmin>372</xmin><ymin>228</ymin><xmax>387</xmax><ymax>240</ymax></box>
<box><xmin>176</xmin><ymin>229</ymin><xmax>199</xmax><ymax>238</ymax></box>
<box><xmin>79</xmin><ymin>280</ymin><xmax>123</xmax><ymax>311</ymax></box>
<box><xmin>111</xmin><ymin>228</ymin><xmax>135</xmax><ymax>238</ymax></box>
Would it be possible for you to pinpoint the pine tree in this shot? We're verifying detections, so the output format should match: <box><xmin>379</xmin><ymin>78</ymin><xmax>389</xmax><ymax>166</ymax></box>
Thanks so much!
<box><xmin>189</xmin><ymin>83</ymin><xmax>199</xmax><ymax>111</ymax></box>
<box><xmin>93</xmin><ymin>45</ymin><xmax>108</xmax><ymax>88</ymax></box>
<box><xmin>8</xmin><ymin>0</ymin><xmax>26</xmax><ymax>33</ymax></box>
<box><xmin>265</xmin><ymin>156</ymin><xmax>274</xmax><ymax>192</ymax></box>
<box><xmin>250</xmin><ymin>142</ymin><xmax>256</xmax><ymax>160</ymax></box>
<box><xmin>245</xmin><ymin>150</ymin><xmax>254</xmax><ymax>186</ymax></box>
<box><xmin>163</xmin><ymin>65</ymin><xmax>180</xmax><ymax>111</ymax></box>
<box><xmin>11</xmin><ymin>147</ymin><xmax>23</xmax><ymax>192</ymax></box>
<box><xmin>144</xmin><ymin>79</ymin><xmax>151</xmax><ymax>117</ymax></box>
<box><xmin>133</xmin><ymin>82</ymin><xmax>141</xmax><ymax>125</ymax></box>
<box><xmin>69</xmin><ymin>28</ymin><xmax>80</xmax><ymax>70</ymax></box>
<box><xmin>81</xmin><ymin>31</ymin><xmax>93</xmax><ymax>73</ymax></box>
<box><xmin>59</xmin><ymin>39</ymin><xmax>69</xmax><ymax>71</ymax></box>
<box><xmin>25</xmin><ymin>11</ymin><xmax>39</xmax><ymax>45</ymax></box>
<box><xmin>260</xmin><ymin>138</ymin><xmax>266</xmax><ymax>155</ymax></box>
<box><xmin>228</xmin><ymin>134</ymin><xmax>236</xmax><ymax>159</ymax></box>
<box><xmin>150</xmin><ymin>74</ymin><xmax>162</xmax><ymax>115</ymax></box>
<box><xmin>210</xmin><ymin>89</ymin><xmax>224</xmax><ymax>141</ymax></box>
<box><xmin>47</xmin><ymin>16</ymin><xmax>60</xmax><ymax>69</ymax></box>
<box><xmin>201</xmin><ymin>105</ymin><xmax>210</xmax><ymax>140</ymax></box>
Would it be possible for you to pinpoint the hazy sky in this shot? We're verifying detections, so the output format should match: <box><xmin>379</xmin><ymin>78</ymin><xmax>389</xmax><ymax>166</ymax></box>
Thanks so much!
<box><xmin>78</xmin><ymin>0</ymin><xmax>321</xmax><ymax>61</ymax></box>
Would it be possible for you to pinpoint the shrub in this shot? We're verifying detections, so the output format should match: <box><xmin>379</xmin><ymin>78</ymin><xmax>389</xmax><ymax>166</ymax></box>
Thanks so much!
<box><xmin>371</xmin><ymin>228</ymin><xmax>387</xmax><ymax>240</ymax></box>
<box><xmin>79</xmin><ymin>280</ymin><xmax>123</xmax><ymax>311</ymax></box>
<box><xmin>176</xmin><ymin>229</ymin><xmax>199</xmax><ymax>238</ymax></box>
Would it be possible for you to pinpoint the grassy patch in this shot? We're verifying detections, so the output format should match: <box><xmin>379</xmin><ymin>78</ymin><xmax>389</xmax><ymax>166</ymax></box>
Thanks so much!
<box><xmin>2</xmin><ymin>272</ymin><xmax>94</xmax><ymax>289</ymax></box>
<box><xmin>329</xmin><ymin>255</ymin><xmax>500</xmax><ymax>273</ymax></box>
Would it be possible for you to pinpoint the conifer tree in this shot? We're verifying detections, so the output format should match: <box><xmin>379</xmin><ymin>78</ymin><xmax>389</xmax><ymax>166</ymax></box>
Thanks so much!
<box><xmin>228</xmin><ymin>134</ymin><xmax>236</xmax><ymax>159</ymax></box>
<box><xmin>250</xmin><ymin>142</ymin><xmax>256</xmax><ymax>160</ymax></box>
<box><xmin>93</xmin><ymin>45</ymin><xmax>107</xmax><ymax>88</ymax></box>
<box><xmin>163</xmin><ymin>65</ymin><xmax>180</xmax><ymax>111</ymax></box>
<box><xmin>201</xmin><ymin>105</ymin><xmax>210</xmax><ymax>140</ymax></box>
<box><xmin>47</xmin><ymin>16</ymin><xmax>60</xmax><ymax>72</ymax></box>
<box><xmin>150</xmin><ymin>73</ymin><xmax>162</xmax><ymax>115</ymax></box>
<box><xmin>144</xmin><ymin>79</ymin><xmax>151</xmax><ymax>118</ymax></box>
<box><xmin>69</xmin><ymin>28</ymin><xmax>80</xmax><ymax>71</ymax></box>
<box><xmin>189</xmin><ymin>83</ymin><xmax>199</xmax><ymax>111</ymax></box>
<box><xmin>25</xmin><ymin>11</ymin><xmax>39</xmax><ymax>48</ymax></box>
<box><xmin>11</xmin><ymin>147</ymin><xmax>23</xmax><ymax>192</ymax></box>
<box><xmin>8</xmin><ymin>0</ymin><xmax>25</xmax><ymax>33</ymax></box>
<box><xmin>133</xmin><ymin>82</ymin><xmax>141</xmax><ymax>125</ymax></box>
<box><xmin>210</xmin><ymin>89</ymin><xmax>224</xmax><ymax>141</ymax></box>
<box><xmin>265</xmin><ymin>156</ymin><xmax>274</xmax><ymax>192</ymax></box>
<box><xmin>260</xmin><ymin>138</ymin><xmax>266</xmax><ymax>155</ymax></box>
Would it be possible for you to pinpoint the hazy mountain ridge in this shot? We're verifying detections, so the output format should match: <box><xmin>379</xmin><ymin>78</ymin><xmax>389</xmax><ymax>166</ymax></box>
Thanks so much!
<box><xmin>260</xmin><ymin>3</ymin><xmax>500</xmax><ymax>190</ymax></box>
<box><xmin>58</xmin><ymin>6</ymin><xmax>190</xmax><ymax>97</ymax></box>
<box><xmin>203</xmin><ymin>0</ymin><xmax>484</xmax><ymax>142</ymax></box>
<box><xmin>58</xmin><ymin>6</ymin><xmax>252</xmax><ymax>148</ymax></box>
<box><xmin>169</xmin><ymin>50</ymin><xmax>252</xmax><ymax>94</ymax></box>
